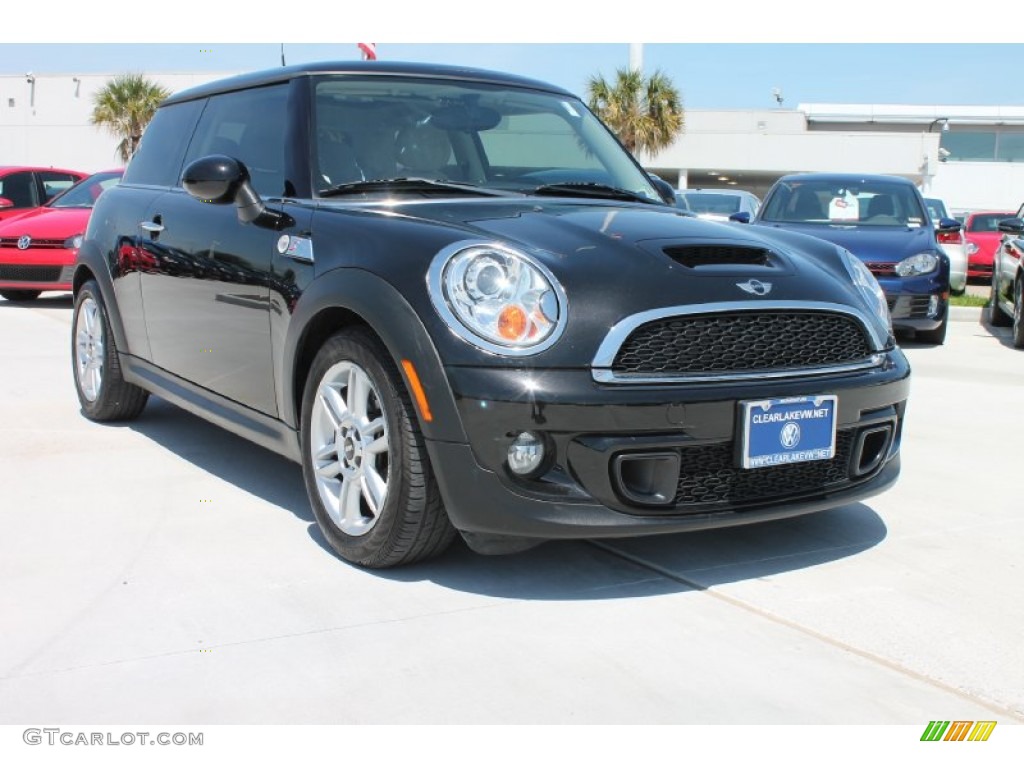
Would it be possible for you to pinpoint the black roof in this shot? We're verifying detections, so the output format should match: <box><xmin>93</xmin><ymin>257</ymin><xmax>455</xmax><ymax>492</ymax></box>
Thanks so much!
<box><xmin>775</xmin><ymin>172</ymin><xmax>917</xmax><ymax>186</ymax></box>
<box><xmin>163</xmin><ymin>60</ymin><xmax>575</xmax><ymax>105</ymax></box>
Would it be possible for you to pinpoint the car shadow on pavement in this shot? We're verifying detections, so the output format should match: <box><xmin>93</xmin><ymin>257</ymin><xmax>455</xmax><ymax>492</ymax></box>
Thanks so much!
<box><xmin>0</xmin><ymin>294</ymin><xmax>73</xmax><ymax>309</ymax></box>
<box><xmin>122</xmin><ymin>397</ymin><xmax>888</xmax><ymax>601</ymax></box>
<box><xmin>124</xmin><ymin>397</ymin><xmax>313</xmax><ymax>523</ymax></box>
<box><xmin>348</xmin><ymin>503</ymin><xmax>888</xmax><ymax>600</ymax></box>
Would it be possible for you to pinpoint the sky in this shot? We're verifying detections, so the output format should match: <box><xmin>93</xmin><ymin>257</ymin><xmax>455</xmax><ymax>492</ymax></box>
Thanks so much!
<box><xmin>3</xmin><ymin>1</ymin><xmax>1021</xmax><ymax>110</ymax></box>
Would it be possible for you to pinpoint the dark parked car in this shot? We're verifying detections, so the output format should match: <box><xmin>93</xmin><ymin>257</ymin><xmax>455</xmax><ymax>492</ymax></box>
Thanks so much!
<box><xmin>71</xmin><ymin>62</ymin><xmax>910</xmax><ymax>568</ymax></box>
<box><xmin>987</xmin><ymin>204</ymin><xmax>1024</xmax><ymax>346</ymax></box>
<box><xmin>748</xmin><ymin>174</ymin><xmax>956</xmax><ymax>344</ymax></box>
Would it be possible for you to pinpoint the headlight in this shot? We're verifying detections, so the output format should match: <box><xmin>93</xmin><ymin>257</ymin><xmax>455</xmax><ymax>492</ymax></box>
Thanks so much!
<box><xmin>839</xmin><ymin>248</ymin><xmax>891</xmax><ymax>335</ymax></box>
<box><xmin>428</xmin><ymin>242</ymin><xmax>567</xmax><ymax>355</ymax></box>
<box><xmin>63</xmin><ymin>234</ymin><xmax>83</xmax><ymax>250</ymax></box>
<box><xmin>895</xmin><ymin>252</ymin><xmax>939</xmax><ymax>277</ymax></box>
<box><xmin>966</xmin><ymin>242</ymin><xmax>979</xmax><ymax>255</ymax></box>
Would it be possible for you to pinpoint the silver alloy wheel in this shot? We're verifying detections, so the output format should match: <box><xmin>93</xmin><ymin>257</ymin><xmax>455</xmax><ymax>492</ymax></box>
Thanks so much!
<box><xmin>309</xmin><ymin>360</ymin><xmax>390</xmax><ymax>536</ymax></box>
<box><xmin>75</xmin><ymin>296</ymin><xmax>104</xmax><ymax>402</ymax></box>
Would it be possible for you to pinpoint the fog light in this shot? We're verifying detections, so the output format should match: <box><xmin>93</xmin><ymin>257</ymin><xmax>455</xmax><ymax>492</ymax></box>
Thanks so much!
<box><xmin>928</xmin><ymin>295</ymin><xmax>939</xmax><ymax>316</ymax></box>
<box><xmin>508</xmin><ymin>431</ymin><xmax>546</xmax><ymax>477</ymax></box>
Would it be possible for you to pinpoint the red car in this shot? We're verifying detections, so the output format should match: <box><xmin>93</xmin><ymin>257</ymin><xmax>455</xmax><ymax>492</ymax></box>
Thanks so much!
<box><xmin>0</xmin><ymin>166</ymin><xmax>87</xmax><ymax>223</ymax></box>
<box><xmin>965</xmin><ymin>211</ymin><xmax>1016</xmax><ymax>280</ymax></box>
<box><xmin>0</xmin><ymin>170</ymin><xmax>122</xmax><ymax>301</ymax></box>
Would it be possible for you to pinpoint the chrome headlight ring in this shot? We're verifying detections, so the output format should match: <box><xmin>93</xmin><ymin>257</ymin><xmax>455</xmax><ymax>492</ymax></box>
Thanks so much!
<box><xmin>839</xmin><ymin>247</ymin><xmax>892</xmax><ymax>338</ymax></box>
<box><xmin>427</xmin><ymin>241</ymin><xmax>568</xmax><ymax>356</ymax></box>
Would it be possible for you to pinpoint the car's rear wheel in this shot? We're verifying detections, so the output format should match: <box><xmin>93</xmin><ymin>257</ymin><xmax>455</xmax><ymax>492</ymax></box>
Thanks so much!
<box><xmin>72</xmin><ymin>280</ymin><xmax>149</xmax><ymax>421</ymax></box>
<box><xmin>1013</xmin><ymin>279</ymin><xmax>1024</xmax><ymax>349</ymax></box>
<box><xmin>300</xmin><ymin>327</ymin><xmax>456</xmax><ymax>568</ymax></box>
<box><xmin>1</xmin><ymin>290</ymin><xmax>41</xmax><ymax>302</ymax></box>
<box><xmin>989</xmin><ymin>270</ymin><xmax>1012</xmax><ymax>327</ymax></box>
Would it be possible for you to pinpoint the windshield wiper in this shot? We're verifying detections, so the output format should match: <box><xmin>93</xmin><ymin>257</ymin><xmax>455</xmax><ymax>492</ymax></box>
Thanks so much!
<box><xmin>319</xmin><ymin>178</ymin><xmax>509</xmax><ymax>198</ymax></box>
<box><xmin>529</xmin><ymin>182</ymin><xmax>659</xmax><ymax>204</ymax></box>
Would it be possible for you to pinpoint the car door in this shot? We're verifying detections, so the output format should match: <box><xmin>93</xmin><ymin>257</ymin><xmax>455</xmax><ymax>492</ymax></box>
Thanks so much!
<box><xmin>139</xmin><ymin>83</ymin><xmax>295</xmax><ymax>417</ymax></box>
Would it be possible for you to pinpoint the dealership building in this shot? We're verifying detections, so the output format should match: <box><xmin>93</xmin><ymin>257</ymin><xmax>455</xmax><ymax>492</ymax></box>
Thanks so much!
<box><xmin>3</xmin><ymin>70</ymin><xmax>1024</xmax><ymax>214</ymax></box>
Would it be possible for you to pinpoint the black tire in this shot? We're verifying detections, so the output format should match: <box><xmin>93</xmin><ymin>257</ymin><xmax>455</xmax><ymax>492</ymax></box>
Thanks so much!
<box><xmin>916</xmin><ymin>316</ymin><xmax>948</xmax><ymax>345</ymax></box>
<box><xmin>989</xmin><ymin>270</ymin><xmax>1012</xmax><ymax>327</ymax></box>
<box><xmin>300</xmin><ymin>327</ymin><xmax>456</xmax><ymax>568</ymax></box>
<box><xmin>1</xmin><ymin>290</ymin><xmax>41</xmax><ymax>302</ymax></box>
<box><xmin>71</xmin><ymin>280</ymin><xmax>149</xmax><ymax>421</ymax></box>
<box><xmin>1013</xmin><ymin>279</ymin><xmax>1024</xmax><ymax>349</ymax></box>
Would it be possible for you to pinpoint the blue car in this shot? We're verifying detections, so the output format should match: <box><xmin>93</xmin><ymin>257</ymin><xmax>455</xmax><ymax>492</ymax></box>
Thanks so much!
<box><xmin>741</xmin><ymin>173</ymin><xmax>957</xmax><ymax>344</ymax></box>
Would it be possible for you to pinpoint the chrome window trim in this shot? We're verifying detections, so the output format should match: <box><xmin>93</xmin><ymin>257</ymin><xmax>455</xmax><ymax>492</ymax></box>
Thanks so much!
<box><xmin>591</xmin><ymin>301</ymin><xmax>890</xmax><ymax>384</ymax></box>
<box><xmin>426</xmin><ymin>239</ymin><xmax>569</xmax><ymax>357</ymax></box>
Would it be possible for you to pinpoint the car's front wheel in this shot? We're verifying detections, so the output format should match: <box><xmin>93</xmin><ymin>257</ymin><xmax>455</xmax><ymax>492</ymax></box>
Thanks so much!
<box><xmin>72</xmin><ymin>280</ymin><xmax>149</xmax><ymax>421</ymax></box>
<box><xmin>989</xmin><ymin>270</ymin><xmax>1012</xmax><ymax>327</ymax></box>
<box><xmin>1</xmin><ymin>290</ymin><xmax>41</xmax><ymax>302</ymax></box>
<box><xmin>300</xmin><ymin>328</ymin><xmax>456</xmax><ymax>568</ymax></box>
<box><xmin>1013</xmin><ymin>279</ymin><xmax>1024</xmax><ymax>349</ymax></box>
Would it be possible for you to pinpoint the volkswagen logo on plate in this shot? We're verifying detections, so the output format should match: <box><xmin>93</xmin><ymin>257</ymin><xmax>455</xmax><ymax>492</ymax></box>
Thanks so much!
<box><xmin>17</xmin><ymin>235</ymin><xmax>31</xmax><ymax>250</ymax></box>
<box><xmin>780</xmin><ymin>422</ymin><xmax>801</xmax><ymax>449</ymax></box>
<box><xmin>737</xmin><ymin>279</ymin><xmax>772</xmax><ymax>296</ymax></box>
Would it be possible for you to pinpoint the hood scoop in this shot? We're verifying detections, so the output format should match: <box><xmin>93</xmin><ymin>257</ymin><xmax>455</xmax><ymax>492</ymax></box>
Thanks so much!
<box><xmin>663</xmin><ymin>244</ymin><xmax>773</xmax><ymax>268</ymax></box>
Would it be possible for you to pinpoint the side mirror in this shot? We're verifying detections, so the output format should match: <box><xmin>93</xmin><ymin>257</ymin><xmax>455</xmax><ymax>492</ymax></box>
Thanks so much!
<box><xmin>182</xmin><ymin>155</ymin><xmax>292</xmax><ymax>229</ymax></box>
<box><xmin>0</xmin><ymin>197</ymin><xmax>13</xmax><ymax>209</ymax></box>
<box><xmin>937</xmin><ymin>217</ymin><xmax>961</xmax><ymax>232</ymax></box>
<box><xmin>646</xmin><ymin>173</ymin><xmax>677</xmax><ymax>206</ymax></box>
<box><xmin>997</xmin><ymin>217</ymin><xmax>1024</xmax><ymax>235</ymax></box>
<box><xmin>729</xmin><ymin>211</ymin><xmax>752</xmax><ymax>224</ymax></box>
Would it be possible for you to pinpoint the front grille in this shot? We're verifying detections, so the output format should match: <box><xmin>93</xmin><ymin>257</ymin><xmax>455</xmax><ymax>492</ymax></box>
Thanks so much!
<box><xmin>611</xmin><ymin>311</ymin><xmax>873</xmax><ymax>376</ymax></box>
<box><xmin>0</xmin><ymin>264</ymin><xmax>62</xmax><ymax>282</ymax></box>
<box><xmin>673</xmin><ymin>429</ymin><xmax>855</xmax><ymax>507</ymax></box>
<box><xmin>887</xmin><ymin>295</ymin><xmax>932</xmax><ymax>320</ymax></box>
<box><xmin>865</xmin><ymin>262</ymin><xmax>896</xmax><ymax>277</ymax></box>
<box><xmin>0</xmin><ymin>238</ymin><xmax>65</xmax><ymax>250</ymax></box>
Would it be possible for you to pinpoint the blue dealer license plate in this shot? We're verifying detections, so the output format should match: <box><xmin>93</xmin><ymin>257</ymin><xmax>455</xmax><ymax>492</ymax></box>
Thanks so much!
<box><xmin>741</xmin><ymin>395</ymin><xmax>837</xmax><ymax>469</ymax></box>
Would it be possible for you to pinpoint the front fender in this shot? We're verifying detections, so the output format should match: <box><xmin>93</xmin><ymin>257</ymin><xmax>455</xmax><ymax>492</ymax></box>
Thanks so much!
<box><xmin>280</xmin><ymin>267</ymin><xmax>467</xmax><ymax>443</ymax></box>
<box><xmin>72</xmin><ymin>242</ymin><xmax>130</xmax><ymax>354</ymax></box>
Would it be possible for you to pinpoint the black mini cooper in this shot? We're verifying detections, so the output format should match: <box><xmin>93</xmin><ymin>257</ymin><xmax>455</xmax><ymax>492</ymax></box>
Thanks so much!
<box><xmin>71</xmin><ymin>62</ymin><xmax>910</xmax><ymax>568</ymax></box>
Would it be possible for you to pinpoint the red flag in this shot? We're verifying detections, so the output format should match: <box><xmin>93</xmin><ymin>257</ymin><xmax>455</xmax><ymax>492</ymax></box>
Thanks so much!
<box><xmin>358</xmin><ymin>43</ymin><xmax>377</xmax><ymax>61</ymax></box>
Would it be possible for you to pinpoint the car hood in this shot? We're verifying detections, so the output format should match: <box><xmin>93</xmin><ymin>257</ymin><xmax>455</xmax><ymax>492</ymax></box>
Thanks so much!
<box><xmin>0</xmin><ymin>206</ymin><xmax>91</xmax><ymax>239</ymax></box>
<box><xmin>751</xmin><ymin>221</ymin><xmax>937</xmax><ymax>263</ymax></box>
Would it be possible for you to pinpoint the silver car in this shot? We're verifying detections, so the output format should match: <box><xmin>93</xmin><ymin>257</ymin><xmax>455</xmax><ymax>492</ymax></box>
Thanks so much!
<box><xmin>677</xmin><ymin>188</ymin><xmax>760</xmax><ymax>222</ymax></box>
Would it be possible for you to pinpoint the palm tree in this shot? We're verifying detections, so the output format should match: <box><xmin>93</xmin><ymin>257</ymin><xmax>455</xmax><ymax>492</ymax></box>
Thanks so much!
<box><xmin>587</xmin><ymin>68</ymin><xmax>684</xmax><ymax>157</ymax></box>
<box><xmin>90</xmin><ymin>74</ymin><xmax>171</xmax><ymax>164</ymax></box>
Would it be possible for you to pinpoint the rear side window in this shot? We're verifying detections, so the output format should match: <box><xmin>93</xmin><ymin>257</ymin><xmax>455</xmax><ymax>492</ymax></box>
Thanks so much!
<box><xmin>182</xmin><ymin>84</ymin><xmax>289</xmax><ymax>198</ymax></box>
<box><xmin>123</xmin><ymin>100</ymin><xmax>204</xmax><ymax>187</ymax></box>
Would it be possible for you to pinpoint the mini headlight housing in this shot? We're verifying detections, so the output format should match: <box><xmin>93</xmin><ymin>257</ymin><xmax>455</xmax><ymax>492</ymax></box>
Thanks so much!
<box><xmin>428</xmin><ymin>242</ymin><xmax>568</xmax><ymax>355</ymax></box>
<box><xmin>839</xmin><ymin>248</ymin><xmax>892</xmax><ymax>336</ymax></box>
<box><xmin>63</xmin><ymin>234</ymin><xmax>83</xmax><ymax>250</ymax></box>
<box><xmin>895</xmin><ymin>252</ymin><xmax>939</xmax><ymax>277</ymax></box>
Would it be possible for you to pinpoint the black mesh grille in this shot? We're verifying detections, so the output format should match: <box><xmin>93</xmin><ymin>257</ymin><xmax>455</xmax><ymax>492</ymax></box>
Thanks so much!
<box><xmin>664</xmin><ymin>245</ymin><xmax>771</xmax><ymax>268</ymax></box>
<box><xmin>612</xmin><ymin>312</ymin><xmax>873</xmax><ymax>375</ymax></box>
<box><xmin>672</xmin><ymin>429</ymin><xmax>854</xmax><ymax>507</ymax></box>
<box><xmin>0</xmin><ymin>264</ymin><xmax>62</xmax><ymax>282</ymax></box>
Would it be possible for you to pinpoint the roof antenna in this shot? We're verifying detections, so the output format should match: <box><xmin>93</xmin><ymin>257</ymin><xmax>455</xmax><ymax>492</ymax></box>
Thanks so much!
<box><xmin>280</xmin><ymin>44</ymin><xmax>286</xmax><ymax>67</ymax></box>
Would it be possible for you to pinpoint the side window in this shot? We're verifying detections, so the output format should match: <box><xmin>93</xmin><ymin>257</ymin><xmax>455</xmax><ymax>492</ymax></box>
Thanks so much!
<box><xmin>123</xmin><ymin>100</ymin><xmax>204</xmax><ymax>187</ymax></box>
<box><xmin>183</xmin><ymin>84</ymin><xmax>289</xmax><ymax>198</ymax></box>
<box><xmin>39</xmin><ymin>172</ymin><xmax>79</xmax><ymax>201</ymax></box>
<box><xmin>0</xmin><ymin>171</ymin><xmax>40</xmax><ymax>209</ymax></box>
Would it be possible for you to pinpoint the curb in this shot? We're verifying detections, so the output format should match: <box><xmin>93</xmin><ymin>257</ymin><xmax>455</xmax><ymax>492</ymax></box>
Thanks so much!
<box><xmin>949</xmin><ymin>305</ymin><xmax>983</xmax><ymax>323</ymax></box>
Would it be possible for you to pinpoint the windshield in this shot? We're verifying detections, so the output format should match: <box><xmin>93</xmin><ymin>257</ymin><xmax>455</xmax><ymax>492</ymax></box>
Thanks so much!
<box><xmin>681</xmin><ymin>192</ymin><xmax>742</xmax><ymax>214</ymax></box>
<box><xmin>312</xmin><ymin>75</ymin><xmax>660</xmax><ymax>201</ymax></box>
<box><xmin>968</xmin><ymin>213</ymin><xmax>1015</xmax><ymax>232</ymax></box>
<box><xmin>761</xmin><ymin>179</ymin><xmax>927</xmax><ymax>227</ymax></box>
<box><xmin>50</xmin><ymin>172</ymin><xmax>122</xmax><ymax>208</ymax></box>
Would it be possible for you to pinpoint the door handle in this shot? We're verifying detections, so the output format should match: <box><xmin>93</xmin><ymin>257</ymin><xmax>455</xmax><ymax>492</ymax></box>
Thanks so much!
<box><xmin>139</xmin><ymin>220</ymin><xmax>164</xmax><ymax>233</ymax></box>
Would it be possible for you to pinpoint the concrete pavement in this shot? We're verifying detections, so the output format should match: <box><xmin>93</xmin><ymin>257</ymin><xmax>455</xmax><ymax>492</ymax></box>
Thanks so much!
<box><xmin>1</xmin><ymin>294</ymin><xmax>1021</xmax><ymax>724</ymax></box>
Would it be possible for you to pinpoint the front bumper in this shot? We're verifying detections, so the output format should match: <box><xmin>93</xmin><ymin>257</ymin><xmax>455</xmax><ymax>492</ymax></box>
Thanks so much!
<box><xmin>0</xmin><ymin>256</ymin><xmax>75</xmax><ymax>292</ymax></box>
<box><xmin>876</xmin><ymin>273</ymin><xmax>947</xmax><ymax>331</ymax></box>
<box><xmin>426</xmin><ymin>352</ymin><xmax>910</xmax><ymax>543</ymax></box>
